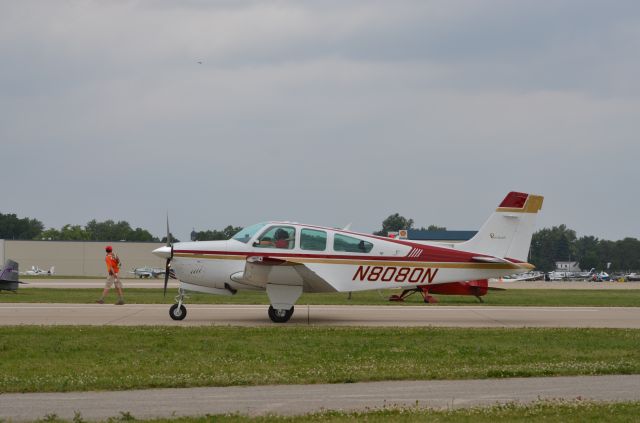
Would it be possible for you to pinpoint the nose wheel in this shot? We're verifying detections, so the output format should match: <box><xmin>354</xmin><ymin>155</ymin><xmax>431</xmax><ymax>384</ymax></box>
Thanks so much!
<box><xmin>169</xmin><ymin>289</ymin><xmax>188</xmax><ymax>321</ymax></box>
<box><xmin>268</xmin><ymin>305</ymin><xmax>294</xmax><ymax>323</ymax></box>
<box><xmin>169</xmin><ymin>303</ymin><xmax>187</xmax><ymax>320</ymax></box>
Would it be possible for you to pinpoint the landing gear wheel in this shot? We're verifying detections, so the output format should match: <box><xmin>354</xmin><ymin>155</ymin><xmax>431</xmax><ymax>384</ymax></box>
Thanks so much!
<box><xmin>268</xmin><ymin>305</ymin><xmax>294</xmax><ymax>323</ymax></box>
<box><xmin>169</xmin><ymin>303</ymin><xmax>187</xmax><ymax>321</ymax></box>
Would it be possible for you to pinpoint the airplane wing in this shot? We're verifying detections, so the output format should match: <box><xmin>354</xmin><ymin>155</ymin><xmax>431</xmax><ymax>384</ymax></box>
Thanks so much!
<box><xmin>240</xmin><ymin>256</ymin><xmax>337</xmax><ymax>293</ymax></box>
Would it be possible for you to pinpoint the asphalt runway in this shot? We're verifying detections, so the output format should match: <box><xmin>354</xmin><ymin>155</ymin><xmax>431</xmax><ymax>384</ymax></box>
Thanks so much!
<box><xmin>1</xmin><ymin>375</ymin><xmax>639</xmax><ymax>421</ymax></box>
<box><xmin>1</xmin><ymin>303</ymin><xmax>639</xmax><ymax>327</ymax></box>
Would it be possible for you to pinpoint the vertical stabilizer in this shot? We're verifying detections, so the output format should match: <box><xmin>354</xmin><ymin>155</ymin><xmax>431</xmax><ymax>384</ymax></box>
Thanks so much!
<box><xmin>0</xmin><ymin>259</ymin><xmax>21</xmax><ymax>291</ymax></box>
<box><xmin>455</xmin><ymin>192</ymin><xmax>543</xmax><ymax>262</ymax></box>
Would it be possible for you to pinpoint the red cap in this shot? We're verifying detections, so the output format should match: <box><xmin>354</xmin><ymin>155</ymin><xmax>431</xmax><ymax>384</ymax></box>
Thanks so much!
<box><xmin>105</xmin><ymin>246</ymin><xmax>112</xmax><ymax>252</ymax></box>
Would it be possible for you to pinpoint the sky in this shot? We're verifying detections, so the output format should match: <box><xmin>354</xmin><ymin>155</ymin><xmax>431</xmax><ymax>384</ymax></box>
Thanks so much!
<box><xmin>2</xmin><ymin>0</ymin><xmax>639</xmax><ymax>241</ymax></box>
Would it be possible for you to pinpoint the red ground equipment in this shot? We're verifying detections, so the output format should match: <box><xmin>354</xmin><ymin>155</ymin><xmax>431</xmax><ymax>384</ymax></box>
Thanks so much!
<box><xmin>389</xmin><ymin>279</ymin><xmax>503</xmax><ymax>303</ymax></box>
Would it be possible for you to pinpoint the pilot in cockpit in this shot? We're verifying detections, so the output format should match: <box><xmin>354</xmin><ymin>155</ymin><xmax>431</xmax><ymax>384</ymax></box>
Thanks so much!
<box><xmin>274</xmin><ymin>229</ymin><xmax>290</xmax><ymax>248</ymax></box>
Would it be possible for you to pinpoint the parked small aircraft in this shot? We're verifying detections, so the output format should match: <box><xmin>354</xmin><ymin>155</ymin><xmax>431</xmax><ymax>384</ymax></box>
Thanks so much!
<box><xmin>153</xmin><ymin>191</ymin><xmax>543</xmax><ymax>323</ymax></box>
<box><xmin>625</xmin><ymin>273</ymin><xmax>640</xmax><ymax>282</ymax></box>
<box><xmin>130</xmin><ymin>266</ymin><xmax>167</xmax><ymax>279</ymax></box>
<box><xmin>0</xmin><ymin>260</ymin><xmax>25</xmax><ymax>291</ymax></box>
<box><xmin>21</xmin><ymin>265</ymin><xmax>55</xmax><ymax>276</ymax></box>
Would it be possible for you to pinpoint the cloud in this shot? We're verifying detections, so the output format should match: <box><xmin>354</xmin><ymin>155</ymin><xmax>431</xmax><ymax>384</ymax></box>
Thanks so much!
<box><xmin>1</xmin><ymin>1</ymin><xmax>639</xmax><ymax>240</ymax></box>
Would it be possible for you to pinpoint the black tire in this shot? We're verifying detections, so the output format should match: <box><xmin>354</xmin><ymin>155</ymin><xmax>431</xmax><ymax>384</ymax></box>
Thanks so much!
<box><xmin>268</xmin><ymin>305</ymin><xmax>294</xmax><ymax>323</ymax></box>
<box><xmin>169</xmin><ymin>304</ymin><xmax>187</xmax><ymax>321</ymax></box>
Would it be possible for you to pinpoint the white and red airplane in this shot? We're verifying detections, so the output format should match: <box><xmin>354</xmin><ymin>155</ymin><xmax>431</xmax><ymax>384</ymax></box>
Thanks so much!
<box><xmin>153</xmin><ymin>191</ymin><xmax>543</xmax><ymax>323</ymax></box>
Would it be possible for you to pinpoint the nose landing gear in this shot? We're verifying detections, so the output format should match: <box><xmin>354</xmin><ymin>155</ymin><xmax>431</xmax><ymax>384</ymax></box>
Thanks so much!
<box><xmin>169</xmin><ymin>289</ymin><xmax>188</xmax><ymax>321</ymax></box>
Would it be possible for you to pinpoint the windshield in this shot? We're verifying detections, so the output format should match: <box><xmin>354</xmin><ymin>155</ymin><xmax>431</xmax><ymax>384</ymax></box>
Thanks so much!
<box><xmin>231</xmin><ymin>222</ymin><xmax>267</xmax><ymax>243</ymax></box>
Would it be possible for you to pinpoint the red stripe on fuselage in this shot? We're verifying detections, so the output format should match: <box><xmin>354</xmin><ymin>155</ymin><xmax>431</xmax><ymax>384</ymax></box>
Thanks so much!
<box><xmin>173</xmin><ymin>249</ymin><xmax>480</xmax><ymax>263</ymax></box>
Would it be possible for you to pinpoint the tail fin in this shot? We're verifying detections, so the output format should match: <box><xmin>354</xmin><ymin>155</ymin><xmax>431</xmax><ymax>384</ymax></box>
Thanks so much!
<box><xmin>0</xmin><ymin>260</ymin><xmax>21</xmax><ymax>291</ymax></box>
<box><xmin>456</xmin><ymin>191</ymin><xmax>543</xmax><ymax>262</ymax></box>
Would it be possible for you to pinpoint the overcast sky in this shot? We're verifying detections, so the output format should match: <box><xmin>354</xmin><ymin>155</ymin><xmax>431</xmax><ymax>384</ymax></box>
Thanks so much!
<box><xmin>2</xmin><ymin>0</ymin><xmax>639</xmax><ymax>241</ymax></box>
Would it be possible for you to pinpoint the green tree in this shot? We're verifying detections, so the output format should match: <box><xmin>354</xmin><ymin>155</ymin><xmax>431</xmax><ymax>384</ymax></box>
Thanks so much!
<box><xmin>0</xmin><ymin>213</ymin><xmax>44</xmax><ymax>240</ymax></box>
<box><xmin>374</xmin><ymin>213</ymin><xmax>414</xmax><ymax>236</ymax></box>
<box><xmin>193</xmin><ymin>225</ymin><xmax>243</xmax><ymax>241</ymax></box>
<box><xmin>161</xmin><ymin>233</ymin><xmax>180</xmax><ymax>243</ymax></box>
<box><xmin>529</xmin><ymin>225</ymin><xmax>577</xmax><ymax>271</ymax></box>
<box><xmin>85</xmin><ymin>219</ymin><xmax>157</xmax><ymax>242</ymax></box>
<box><xmin>574</xmin><ymin>236</ymin><xmax>600</xmax><ymax>270</ymax></box>
<box><xmin>38</xmin><ymin>228</ymin><xmax>61</xmax><ymax>240</ymax></box>
<box><xmin>58</xmin><ymin>224</ymin><xmax>90</xmax><ymax>241</ymax></box>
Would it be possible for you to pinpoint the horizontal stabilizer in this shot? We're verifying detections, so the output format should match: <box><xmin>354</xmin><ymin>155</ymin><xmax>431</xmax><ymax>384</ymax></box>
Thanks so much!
<box><xmin>471</xmin><ymin>256</ymin><xmax>510</xmax><ymax>264</ymax></box>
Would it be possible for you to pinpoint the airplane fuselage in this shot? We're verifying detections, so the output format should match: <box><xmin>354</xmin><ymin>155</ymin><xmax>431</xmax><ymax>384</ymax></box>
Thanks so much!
<box><xmin>161</xmin><ymin>223</ymin><xmax>530</xmax><ymax>295</ymax></box>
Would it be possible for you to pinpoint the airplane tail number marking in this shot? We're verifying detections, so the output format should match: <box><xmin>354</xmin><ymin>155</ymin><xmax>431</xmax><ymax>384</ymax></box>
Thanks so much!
<box><xmin>353</xmin><ymin>266</ymin><xmax>439</xmax><ymax>283</ymax></box>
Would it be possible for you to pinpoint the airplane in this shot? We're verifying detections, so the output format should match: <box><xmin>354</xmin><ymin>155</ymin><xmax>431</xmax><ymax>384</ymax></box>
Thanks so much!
<box><xmin>625</xmin><ymin>273</ymin><xmax>640</xmax><ymax>282</ymax></box>
<box><xmin>0</xmin><ymin>260</ymin><xmax>26</xmax><ymax>291</ymax></box>
<box><xmin>130</xmin><ymin>266</ymin><xmax>169</xmax><ymax>279</ymax></box>
<box><xmin>153</xmin><ymin>191</ymin><xmax>544</xmax><ymax>323</ymax></box>
<box><xmin>576</xmin><ymin>268</ymin><xmax>596</xmax><ymax>279</ymax></box>
<box><xmin>21</xmin><ymin>265</ymin><xmax>55</xmax><ymax>276</ymax></box>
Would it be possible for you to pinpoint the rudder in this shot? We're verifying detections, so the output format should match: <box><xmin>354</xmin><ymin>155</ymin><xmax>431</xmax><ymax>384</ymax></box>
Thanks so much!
<box><xmin>455</xmin><ymin>192</ymin><xmax>543</xmax><ymax>262</ymax></box>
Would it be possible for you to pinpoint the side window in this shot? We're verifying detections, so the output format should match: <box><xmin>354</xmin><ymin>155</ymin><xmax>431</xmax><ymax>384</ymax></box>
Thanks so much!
<box><xmin>333</xmin><ymin>233</ymin><xmax>373</xmax><ymax>253</ymax></box>
<box><xmin>255</xmin><ymin>226</ymin><xmax>296</xmax><ymax>249</ymax></box>
<box><xmin>300</xmin><ymin>229</ymin><xmax>327</xmax><ymax>251</ymax></box>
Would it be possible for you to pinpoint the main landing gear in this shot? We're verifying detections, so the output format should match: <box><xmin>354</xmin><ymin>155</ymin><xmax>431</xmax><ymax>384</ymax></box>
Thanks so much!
<box><xmin>266</xmin><ymin>284</ymin><xmax>302</xmax><ymax>324</ymax></box>
<box><xmin>268</xmin><ymin>305</ymin><xmax>294</xmax><ymax>323</ymax></box>
<box><xmin>169</xmin><ymin>289</ymin><xmax>188</xmax><ymax>320</ymax></box>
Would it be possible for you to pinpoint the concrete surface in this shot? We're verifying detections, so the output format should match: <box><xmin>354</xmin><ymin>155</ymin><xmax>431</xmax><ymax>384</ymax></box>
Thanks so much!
<box><xmin>1</xmin><ymin>375</ymin><xmax>639</xmax><ymax>421</ymax></box>
<box><xmin>0</xmin><ymin>303</ymin><xmax>638</xmax><ymax>327</ymax></box>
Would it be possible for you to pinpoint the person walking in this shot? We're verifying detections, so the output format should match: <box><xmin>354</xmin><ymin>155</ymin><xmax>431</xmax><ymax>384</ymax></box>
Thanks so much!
<box><xmin>97</xmin><ymin>245</ymin><xmax>125</xmax><ymax>305</ymax></box>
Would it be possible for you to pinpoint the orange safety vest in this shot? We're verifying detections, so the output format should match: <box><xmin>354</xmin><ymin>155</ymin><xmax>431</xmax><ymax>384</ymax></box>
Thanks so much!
<box><xmin>105</xmin><ymin>253</ymin><xmax>120</xmax><ymax>273</ymax></box>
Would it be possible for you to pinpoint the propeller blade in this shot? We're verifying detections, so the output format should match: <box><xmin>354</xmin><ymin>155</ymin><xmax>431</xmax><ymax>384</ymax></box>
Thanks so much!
<box><xmin>165</xmin><ymin>214</ymin><xmax>172</xmax><ymax>247</ymax></box>
<box><xmin>164</xmin><ymin>214</ymin><xmax>173</xmax><ymax>297</ymax></box>
<box><xmin>163</xmin><ymin>258</ymin><xmax>171</xmax><ymax>297</ymax></box>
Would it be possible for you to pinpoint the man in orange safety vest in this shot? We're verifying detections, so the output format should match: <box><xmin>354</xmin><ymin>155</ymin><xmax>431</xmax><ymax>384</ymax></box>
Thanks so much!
<box><xmin>96</xmin><ymin>245</ymin><xmax>125</xmax><ymax>305</ymax></box>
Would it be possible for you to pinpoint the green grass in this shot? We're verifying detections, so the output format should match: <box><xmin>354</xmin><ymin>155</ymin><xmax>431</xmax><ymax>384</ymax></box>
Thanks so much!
<box><xmin>28</xmin><ymin>401</ymin><xmax>640</xmax><ymax>423</ymax></box>
<box><xmin>0</xmin><ymin>326</ymin><xmax>639</xmax><ymax>393</ymax></box>
<box><xmin>2</xmin><ymin>288</ymin><xmax>640</xmax><ymax>307</ymax></box>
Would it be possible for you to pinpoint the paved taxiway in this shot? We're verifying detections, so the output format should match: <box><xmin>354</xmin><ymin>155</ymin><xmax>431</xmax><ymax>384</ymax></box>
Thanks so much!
<box><xmin>1</xmin><ymin>303</ymin><xmax>638</xmax><ymax>327</ymax></box>
<box><xmin>1</xmin><ymin>375</ymin><xmax>639</xmax><ymax>421</ymax></box>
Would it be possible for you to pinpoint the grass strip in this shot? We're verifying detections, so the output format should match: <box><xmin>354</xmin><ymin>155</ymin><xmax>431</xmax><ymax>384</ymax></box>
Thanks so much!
<box><xmin>0</xmin><ymin>326</ymin><xmax>638</xmax><ymax>393</ymax></box>
<box><xmin>2</xmin><ymin>288</ymin><xmax>640</xmax><ymax>307</ymax></box>
<box><xmin>29</xmin><ymin>401</ymin><xmax>640</xmax><ymax>423</ymax></box>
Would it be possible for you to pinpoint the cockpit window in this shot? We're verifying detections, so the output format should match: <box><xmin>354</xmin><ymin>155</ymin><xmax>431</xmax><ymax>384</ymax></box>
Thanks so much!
<box><xmin>232</xmin><ymin>222</ymin><xmax>267</xmax><ymax>243</ymax></box>
<box><xmin>333</xmin><ymin>233</ymin><xmax>373</xmax><ymax>253</ymax></box>
<box><xmin>255</xmin><ymin>225</ymin><xmax>296</xmax><ymax>249</ymax></box>
<box><xmin>300</xmin><ymin>228</ymin><xmax>327</xmax><ymax>251</ymax></box>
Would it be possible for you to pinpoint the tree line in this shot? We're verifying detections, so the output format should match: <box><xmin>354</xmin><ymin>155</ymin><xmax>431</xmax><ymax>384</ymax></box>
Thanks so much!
<box><xmin>2</xmin><ymin>212</ymin><xmax>639</xmax><ymax>271</ymax></box>
<box><xmin>0</xmin><ymin>213</ymin><xmax>157</xmax><ymax>242</ymax></box>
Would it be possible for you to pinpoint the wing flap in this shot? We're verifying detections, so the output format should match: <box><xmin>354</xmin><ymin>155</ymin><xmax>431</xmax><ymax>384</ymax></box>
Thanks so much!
<box><xmin>241</xmin><ymin>256</ymin><xmax>335</xmax><ymax>291</ymax></box>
